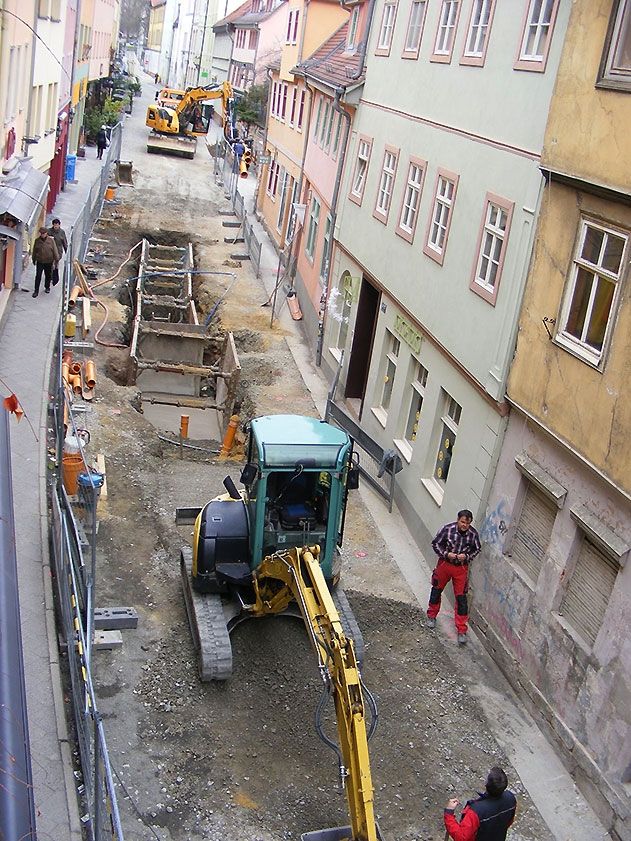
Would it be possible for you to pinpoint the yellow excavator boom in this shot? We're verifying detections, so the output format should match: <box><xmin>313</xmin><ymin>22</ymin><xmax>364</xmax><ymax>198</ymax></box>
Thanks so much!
<box><xmin>253</xmin><ymin>547</ymin><xmax>381</xmax><ymax>841</ymax></box>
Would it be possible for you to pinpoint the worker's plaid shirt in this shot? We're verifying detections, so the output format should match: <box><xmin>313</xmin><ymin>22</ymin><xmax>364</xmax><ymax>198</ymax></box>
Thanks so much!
<box><xmin>432</xmin><ymin>522</ymin><xmax>481</xmax><ymax>563</ymax></box>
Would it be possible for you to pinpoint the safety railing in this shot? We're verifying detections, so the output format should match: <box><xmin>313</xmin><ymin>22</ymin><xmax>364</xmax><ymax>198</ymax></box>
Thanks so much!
<box><xmin>48</xmin><ymin>130</ymin><xmax>127</xmax><ymax>839</ymax></box>
<box><xmin>242</xmin><ymin>213</ymin><xmax>262</xmax><ymax>277</ymax></box>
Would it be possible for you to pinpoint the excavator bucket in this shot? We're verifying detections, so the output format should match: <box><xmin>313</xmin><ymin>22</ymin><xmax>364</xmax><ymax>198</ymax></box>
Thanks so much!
<box><xmin>301</xmin><ymin>825</ymin><xmax>384</xmax><ymax>841</ymax></box>
<box><xmin>115</xmin><ymin>160</ymin><xmax>134</xmax><ymax>186</ymax></box>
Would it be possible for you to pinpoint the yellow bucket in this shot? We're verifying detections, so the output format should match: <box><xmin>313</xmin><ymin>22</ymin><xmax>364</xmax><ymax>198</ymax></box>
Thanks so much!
<box><xmin>65</xmin><ymin>313</ymin><xmax>76</xmax><ymax>337</ymax></box>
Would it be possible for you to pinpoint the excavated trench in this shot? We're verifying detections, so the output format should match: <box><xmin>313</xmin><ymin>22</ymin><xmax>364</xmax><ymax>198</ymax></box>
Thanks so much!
<box><xmin>78</xmin><ymin>192</ymin><xmax>554</xmax><ymax>841</ymax></box>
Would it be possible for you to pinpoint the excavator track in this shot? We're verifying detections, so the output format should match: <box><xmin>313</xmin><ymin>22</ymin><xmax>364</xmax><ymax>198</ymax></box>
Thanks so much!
<box><xmin>333</xmin><ymin>588</ymin><xmax>365</xmax><ymax>669</ymax></box>
<box><xmin>180</xmin><ymin>547</ymin><xmax>233</xmax><ymax>681</ymax></box>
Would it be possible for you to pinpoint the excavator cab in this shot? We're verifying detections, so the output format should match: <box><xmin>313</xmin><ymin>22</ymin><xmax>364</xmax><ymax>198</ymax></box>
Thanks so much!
<box><xmin>177</xmin><ymin>416</ymin><xmax>384</xmax><ymax>841</ymax></box>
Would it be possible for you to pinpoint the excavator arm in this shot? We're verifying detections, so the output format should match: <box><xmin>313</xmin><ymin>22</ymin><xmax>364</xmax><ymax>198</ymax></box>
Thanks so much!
<box><xmin>175</xmin><ymin>81</ymin><xmax>238</xmax><ymax>141</ymax></box>
<box><xmin>253</xmin><ymin>547</ymin><xmax>382</xmax><ymax>841</ymax></box>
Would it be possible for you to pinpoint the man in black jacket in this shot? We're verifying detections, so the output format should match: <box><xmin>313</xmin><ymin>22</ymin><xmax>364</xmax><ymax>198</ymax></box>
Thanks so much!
<box><xmin>444</xmin><ymin>767</ymin><xmax>517</xmax><ymax>840</ymax></box>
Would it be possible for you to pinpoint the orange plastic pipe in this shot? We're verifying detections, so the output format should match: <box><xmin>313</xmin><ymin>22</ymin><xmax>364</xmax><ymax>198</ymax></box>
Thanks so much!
<box><xmin>70</xmin><ymin>374</ymin><xmax>82</xmax><ymax>394</ymax></box>
<box><xmin>85</xmin><ymin>360</ymin><xmax>96</xmax><ymax>389</ymax></box>
<box><xmin>220</xmin><ymin>414</ymin><xmax>239</xmax><ymax>457</ymax></box>
<box><xmin>180</xmin><ymin>414</ymin><xmax>190</xmax><ymax>439</ymax></box>
<box><xmin>68</xmin><ymin>285</ymin><xmax>82</xmax><ymax>309</ymax></box>
<box><xmin>69</xmin><ymin>362</ymin><xmax>81</xmax><ymax>376</ymax></box>
<box><xmin>62</xmin><ymin>361</ymin><xmax>70</xmax><ymax>384</ymax></box>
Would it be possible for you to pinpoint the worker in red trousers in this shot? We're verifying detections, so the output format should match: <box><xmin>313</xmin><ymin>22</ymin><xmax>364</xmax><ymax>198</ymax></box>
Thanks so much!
<box><xmin>444</xmin><ymin>767</ymin><xmax>517</xmax><ymax>841</ymax></box>
<box><xmin>426</xmin><ymin>509</ymin><xmax>481</xmax><ymax>644</ymax></box>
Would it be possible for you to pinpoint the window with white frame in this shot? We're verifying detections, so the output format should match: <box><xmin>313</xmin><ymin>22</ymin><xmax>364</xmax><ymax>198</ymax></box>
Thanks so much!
<box><xmin>396</xmin><ymin>158</ymin><xmax>425</xmax><ymax>243</ymax></box>
<box><xmin>319</xmin><ymin>101</ymin><xmax>330</xmax><ymax>145</ymax></box>
<box><xmin>396</xmin><ymin>360</ymin><xmax>428</xmax><ymax>458</ymax></box>
<box><xmin>376</xmin><ymin>1</ymin><xmax>397</xmax><ymax>53</ymax></box>
<box><xmin>266</xmin><ymin>160</ymin><xmax>280</xmax><ymax>197</ymax></box>
<box><xmin>271</xmin><ymin>81</ymin><xmax>278</xmax><ymax>117</ymax></box>
<box><xmin>289</xmin><ymin>87</ymin><xmax>297</xmax><ymax>125</ymax></box>
<box><xmin>424</xmin><ymin>172</ymin><xmax>458</xmax><ymax>263</ymax></box>
<box><xmin>556</xmin><ymin>220</ymin><xmax>627</xmax><ymax>366</ymax></box>
<box><xmin>280</xmin><ymin>83</ymin><xmax>288</xmax><ymax>120</ymax></box>
<box><xmin>598</xmin><ymin>0</ymin><xmax>631</xmax><ymax>90</ymax></box>
<box><xmin>331</xmin><ymin>274</ymin><xmax>353</xmax><ymax>354</ymax></box>
<box><xmin>349</xmin><ymin>137</ymin><xmax>372</xmax><ymax>204</ymax></box>
<box><xmin>248</xmin><ymin>30</ymin><xmax>258</xmax><ymax>49</ymax></box>
<box><xmin>320</xmin><ymin>214</ymin><xmax>332</xmax><ymax>280</ymax></box>
<box><xmin>375</xmin><ymin>331</ymin><xmax>400</xmax><ymax>418</ymax></box>
<box><xmin>403</xmin><ymin>0</ymin><xmax>427</xmax><ymax>55</ymax></box>
<box><xmin>324</xmin><ymin>106</ymin><xmax>334</xmax><ymax>150</ymax></box>
<box><xmin>297</xmin><ymin>90</ymin><xmax>306</xmax><ymax>129</ymax></box>
<box><xmin>433</xmin><ymin>394</ymin><xmax>461</xmax><ymax>485</ymax></box>
<box><xmin>374</xmin><ymin>147</ymin><xmax>398</xmax><ymax>222</ymax></box>
<box><xmin>313</xmin><ymin>97</ymin><xmax>323</xmax><ymax>138</ymax></box>
<box><xmin>347</xmin><ymin>6</ymin><xmax>360</xmax><ymax>49</ymax></box>
<box><xmin>286</xmin><ymin>9</ymin><xmax>299</xmax><ymax>44</ymax></box>
<box><xmin>462</xmin><ymin>0</ymin><xmax>495</xmax><ymax>63</ymax></box>
<box><xmin>516</xmin><ymin>0</ymin><xmax>559</xmax><ymax>70</ymax></box>
<box><xmin>470</xmin><ymin>194</ymin><xmax>513</xmax><ymax>304</ymax></box>
<box><xmin>305</xmin><ymin>195</ymin><xmax>321</xmax><ymax>260</ymax></box>
<box><xmin>276</xmin><ymin>168</ymin><xmax>288</xmax><ymax>231</ymax></box>
<box><xmin>432</xmin><ymin>0</ymin><xmax>460</xmax><ymax>59</ymax></box>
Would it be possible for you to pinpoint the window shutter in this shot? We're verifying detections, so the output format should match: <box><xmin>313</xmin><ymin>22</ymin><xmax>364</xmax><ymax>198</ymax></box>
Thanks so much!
<box><xmin>511</xmin><ymin>485</ymin><xmax>556</xmax><ymax>582</ymax></box>
<box><xmin>560</xmin><ymin>539</ymin><xmax>618</xmax><ymax>647</ymax></box>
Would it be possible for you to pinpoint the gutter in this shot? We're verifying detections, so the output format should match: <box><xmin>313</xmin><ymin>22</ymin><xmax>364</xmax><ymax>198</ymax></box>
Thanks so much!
<box><xmin>340</xmin><ymin>0</ymin><xmax>377</xmax><ymax>81</ymax></box>
<box><xmin>315</xmin><ymin>86</ymin><xmax>350</xmax><ymax>366</ymax></box>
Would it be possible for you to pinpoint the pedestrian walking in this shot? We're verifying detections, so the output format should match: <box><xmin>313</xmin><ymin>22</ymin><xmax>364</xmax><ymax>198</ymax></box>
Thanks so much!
<box><xmin>96</xmin><ymin>125</ymin><xmax>108</xmax><ymax>160</ymax></box>
<box><xmin>154</xmin><ymin>72</ymin><xmax>159</xmax><ymax>84</ymax></box>
<box><xmin>48</xmin><ymin>217</ymin><xmax>67</xmax><ymax>287</ymax></box>
<box><xmin>444</xmin><ymin>767</ymin><xmax>517</xmax><ymax>840</ymax></box>
<box><xmin>232</xmin><ymin>139</ymin><xmax>245</xmax><ymax>163</ymax></box>
<box><xmin>31</xmin><ymin>227</ymin><xmax>60</xmax><ymax>297</ymax></box>
<box><xmin>426</xmin><ymin>509</ymin><xmax>481</xmax><ymax>644</ymax></box>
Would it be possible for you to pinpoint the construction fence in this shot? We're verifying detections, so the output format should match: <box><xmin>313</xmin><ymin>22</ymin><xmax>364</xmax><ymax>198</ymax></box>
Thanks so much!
<box><xmin>49</xmin><ymin>125</ymin><xmax>127</xmax><ymax>840</ymax></box>
<box><xmin>212</xmin><ymin>139</ymin><xmax>263</xmax><ymax>277</ymax></box>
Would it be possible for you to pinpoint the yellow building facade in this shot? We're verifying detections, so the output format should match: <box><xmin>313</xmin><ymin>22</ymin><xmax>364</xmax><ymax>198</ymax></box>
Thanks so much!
<box><xmin>474</xmin><ymin>3</ymin><xmax>631</xmax><ymax>835</ymax></box>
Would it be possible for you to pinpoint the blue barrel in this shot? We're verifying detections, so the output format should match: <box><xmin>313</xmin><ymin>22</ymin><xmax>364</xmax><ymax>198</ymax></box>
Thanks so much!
<box><xmin>77</xmin><ymin>471</ymin><xmax>104</xmax><ymax>490</ymax></box>
<box><xmin>65</xmin><ymin>154</ymin><xmax>77</xmax><ymax>182</ymax></box>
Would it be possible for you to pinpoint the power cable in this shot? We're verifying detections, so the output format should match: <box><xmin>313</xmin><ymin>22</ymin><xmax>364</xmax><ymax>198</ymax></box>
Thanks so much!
<box><xmin>0</xmin><ymin>9</ymin><xmax>71</xmax><ymax>79</ymax></box>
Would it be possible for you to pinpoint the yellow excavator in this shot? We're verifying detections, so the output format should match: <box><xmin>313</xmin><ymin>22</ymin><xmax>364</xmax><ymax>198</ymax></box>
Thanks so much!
<box><xmin>145</xmin><ymin>81</ymin><xmax>238</xmax><ymax>159</ymax></box>
<box><xmin>177</xmin><ymin>415</ymin><xmax>385</xmax><ymax>840</ymax></box>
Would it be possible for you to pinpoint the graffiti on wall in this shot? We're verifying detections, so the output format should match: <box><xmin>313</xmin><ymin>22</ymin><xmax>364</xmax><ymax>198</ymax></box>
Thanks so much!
<box><xmin>480</xmin><ymin>497</ymin><xmax>510</xmax><ymax>549</ymax></box>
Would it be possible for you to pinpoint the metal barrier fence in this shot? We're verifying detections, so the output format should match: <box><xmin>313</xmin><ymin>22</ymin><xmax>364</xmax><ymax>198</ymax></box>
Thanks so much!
<box><xmin>49</xmin><ymin>126</ymin><xmax>126</xmax><ymax>840</ymax></box>
<box><xmin>214</xmin><ymin>139</ymin><xmax>262</xmax><ymax>276</ymax></box>
<box><xmin>242</xmin><ymin>213</ymin><xmax>262</xmax><ymax>277</ymax></box>
<box><xmin>66</xmin><ymin>124</ymin><xmax>123</xmax><ymax>274</ymax></box>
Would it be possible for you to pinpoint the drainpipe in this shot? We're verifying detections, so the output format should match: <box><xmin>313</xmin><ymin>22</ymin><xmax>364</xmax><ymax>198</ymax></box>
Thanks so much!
<box><xmin>340</xmin><ymin>0</ymin><xmax>377</xmax><ymax>81</ymax></box>
<box><xmin>296</xmin><ymin>0</ymin><xmax>311</xmax><ymax>64</ymax></box>
<box><xmin>66</xmin><ymin>0</ymin><xmax>82</xmax><ymax>161</ymax></box>
<box><xmin>254</xmin><ymin>65</ymin><xmax>276</xmax><ymax>216</ymax></box>
<box><xmin>196</xmin><ymin>0</ymin><xmax>209</xmax><ymax>86</ymax></box>
<box><xmin>22</xmin><ymin>0</ymin><xmax>40</xmax><ymax>155</ymax></box>
<box><xmin>315</xmin><ymin>86</ymin><xmax>350</xmax><ymax>367</ymax></box>
<box><xmin>285</xmin><ymin>77</ymin><xmax>315</xmax><ymax>285</ymax></box>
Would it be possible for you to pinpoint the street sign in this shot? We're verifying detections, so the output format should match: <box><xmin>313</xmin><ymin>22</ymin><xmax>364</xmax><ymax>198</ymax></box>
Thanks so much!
<box><xmin>258</xmin><ymin>155</ymin><xmax>271</xmax><ymax>164</ymax></box>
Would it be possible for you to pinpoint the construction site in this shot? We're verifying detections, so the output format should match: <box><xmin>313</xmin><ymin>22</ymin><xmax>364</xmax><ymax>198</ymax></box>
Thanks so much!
<box><xmin>45</xmin><ymin>88</ymin><xmax>602</xmax><ymax>841</ymax></box>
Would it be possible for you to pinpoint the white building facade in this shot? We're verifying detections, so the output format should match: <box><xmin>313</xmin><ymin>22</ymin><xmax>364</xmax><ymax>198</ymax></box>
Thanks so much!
<box><xmin>327</xmin><ymin>0</ymin><xmax>571</xmax><ymax>547</ymax></box>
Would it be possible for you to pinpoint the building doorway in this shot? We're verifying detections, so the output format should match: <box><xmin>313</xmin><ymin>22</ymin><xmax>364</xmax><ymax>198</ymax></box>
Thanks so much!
<box><xmin>344</xmin><ymin>276</ymin><xmax>379</xmax><ymax>415</ymax></box>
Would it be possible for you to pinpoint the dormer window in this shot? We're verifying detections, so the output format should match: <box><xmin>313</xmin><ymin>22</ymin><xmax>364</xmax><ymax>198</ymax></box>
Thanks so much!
<box><xmin>347</xmin><ymin>7</ymin><xmax>360</xmax><ymax>50</ymax></box>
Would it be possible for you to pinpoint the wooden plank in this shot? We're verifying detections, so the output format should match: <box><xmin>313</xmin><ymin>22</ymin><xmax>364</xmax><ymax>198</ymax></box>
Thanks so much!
<box><xmin>82</xmin><ymin>296</ymin><xmax>91</xmax><ymax>337</ymax></box>
<box><xmin>95</xmin><ymin>453</ymin><xmax>108</xmax><ymax>499</ymax></box>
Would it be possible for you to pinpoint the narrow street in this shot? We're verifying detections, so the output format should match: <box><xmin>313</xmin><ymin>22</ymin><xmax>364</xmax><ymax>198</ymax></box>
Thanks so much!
<box><xmin>79</xmin><ymin>75</ymin><xmax>609</xmax><ymax>841</ymax></box>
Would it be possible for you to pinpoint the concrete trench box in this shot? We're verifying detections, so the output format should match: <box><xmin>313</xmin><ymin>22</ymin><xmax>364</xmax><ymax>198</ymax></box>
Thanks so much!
<box><xmin>129</xmin><ymin>239</ymin><xmax>240</xmax><ymax>439</ymax></box>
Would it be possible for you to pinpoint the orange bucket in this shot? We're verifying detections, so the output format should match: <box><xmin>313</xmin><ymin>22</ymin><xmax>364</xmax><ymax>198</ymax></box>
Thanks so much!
<box><xmin>62</xmin><ymin>453</ymin><xmax>84</xmax><ymax>495</ymax></box>
<box><xmin>105</xmin><ymin>185</ymin><xmax>116</xmax><ymax>201</ymax></box>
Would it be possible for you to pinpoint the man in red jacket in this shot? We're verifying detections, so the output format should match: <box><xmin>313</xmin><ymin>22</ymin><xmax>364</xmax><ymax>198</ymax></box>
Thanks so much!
<box><xmin>444</xmin><ymin>767</ymin><xmax>517</xmax><ymax>840</ymax></box>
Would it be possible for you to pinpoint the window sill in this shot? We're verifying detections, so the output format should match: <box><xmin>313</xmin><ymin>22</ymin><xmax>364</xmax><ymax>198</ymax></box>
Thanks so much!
<box><xmin>393</xmin><ymin>438</ymin><xmax>412</xmax><ymax>463</ymax></box>
<box><xmin>553</xmin><ymin>333</ymin><xmax>603</xmax><ymax>370</ymax></box>
<box><xmin>370</xmin><ymin>406</ymin><xmax>387</xmax><ymax>428</ymax></box>
<box><xmin>329</xmin><ymin>347</ymin><xmax>343</xmax><ymax>364</ymax></box>
<box><xmin>552</xmin><ymin>611</ymin><xmax>597</xmax><ymax>662</ymax></box>
<box><xmin>421</xmin><ymin>476</ymin><xmax>444</xmax><ymax>506</ymax></box>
